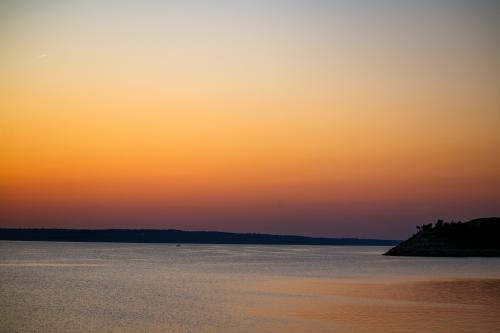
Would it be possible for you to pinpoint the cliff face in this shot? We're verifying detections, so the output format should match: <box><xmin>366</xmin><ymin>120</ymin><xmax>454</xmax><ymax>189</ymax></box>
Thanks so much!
<box><xmin>385</xmin><ymin>217</ymin><xmax>500</xmax><ymax>257</ymax></box>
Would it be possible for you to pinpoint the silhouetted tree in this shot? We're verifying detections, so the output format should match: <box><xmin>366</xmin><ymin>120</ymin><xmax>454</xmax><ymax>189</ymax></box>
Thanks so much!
<box><xmin>421</xmin><ymin>223</ymin><xmax>433</xmax><ymax>231</ymax></box>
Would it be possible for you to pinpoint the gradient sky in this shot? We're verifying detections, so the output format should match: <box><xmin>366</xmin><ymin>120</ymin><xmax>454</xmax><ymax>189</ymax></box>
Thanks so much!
<box><xmin>1</xmin><ymin>0</ymin><xmax>499</xmax><ymax>238</ymax></box>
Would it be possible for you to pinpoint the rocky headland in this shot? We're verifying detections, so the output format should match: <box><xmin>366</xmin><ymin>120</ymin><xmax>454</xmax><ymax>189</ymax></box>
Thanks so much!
<box><xmin>385</xmin><ymin>217</ymin><xmax>500</xmax><ymax>257</ymax></box>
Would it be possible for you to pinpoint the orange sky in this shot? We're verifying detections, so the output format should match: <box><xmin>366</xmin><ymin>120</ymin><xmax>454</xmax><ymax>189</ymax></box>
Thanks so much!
<box><xmin>1</xmin><ymin>0</ymin><xmax>499</xmax><ymax>238</ymax></box>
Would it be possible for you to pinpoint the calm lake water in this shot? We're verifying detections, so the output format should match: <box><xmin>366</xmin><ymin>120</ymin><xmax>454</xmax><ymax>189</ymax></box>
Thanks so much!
<box><xmin>1</xmin><ymin>241</ymin><xmax>500</xmax><ymax>333</ymax></box>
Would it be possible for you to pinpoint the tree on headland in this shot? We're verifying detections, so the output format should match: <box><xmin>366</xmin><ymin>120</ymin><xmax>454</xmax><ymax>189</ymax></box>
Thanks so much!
<box><xmin>422</xmin><ymin>223</ymin><xmax>433</xmax><ymax>231</ymax></box>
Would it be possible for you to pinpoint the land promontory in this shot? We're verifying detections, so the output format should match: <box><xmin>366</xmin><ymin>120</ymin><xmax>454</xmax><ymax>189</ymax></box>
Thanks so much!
<box><xmin>385</xmin><ymin>217</ymin><xmax>500</xmax><ymax>257</ymax></box>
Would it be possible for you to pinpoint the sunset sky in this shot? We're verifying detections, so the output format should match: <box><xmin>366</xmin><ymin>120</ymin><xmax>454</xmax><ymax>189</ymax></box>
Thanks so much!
<box><xmin>1</xmin><ymin>0</ymin><xmax>499</xmax><ymax>238</ymax></box>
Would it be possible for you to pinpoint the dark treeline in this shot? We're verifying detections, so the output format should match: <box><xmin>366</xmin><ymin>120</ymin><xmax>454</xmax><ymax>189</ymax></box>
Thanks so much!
<box><xmin>385</xmin><ymin>217</ymin><xmax>500</xmax><ymax>256</ymax></box>
<box><xmin>0</xmin><ymin>228</ymin><xmax>399</xmax><ymax>246</ymax></box>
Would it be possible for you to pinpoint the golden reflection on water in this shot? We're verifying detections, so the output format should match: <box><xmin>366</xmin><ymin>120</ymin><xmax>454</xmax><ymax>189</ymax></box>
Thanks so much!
<box><xmin>233</xmin><ymin>278</ymin><xmax>500</xmax><ymax>333</ymax></box>
<box><xmin>2</xmin><ymin>243</ymin><xmax>500</xmax><ymax>333</ymax></box>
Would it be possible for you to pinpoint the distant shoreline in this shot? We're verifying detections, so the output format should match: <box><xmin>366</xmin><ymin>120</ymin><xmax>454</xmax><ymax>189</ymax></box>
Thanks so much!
<box><xmin>0</xmin><ymin>228</ymin><xmax>399</xmax><ymax>246</ymax></box>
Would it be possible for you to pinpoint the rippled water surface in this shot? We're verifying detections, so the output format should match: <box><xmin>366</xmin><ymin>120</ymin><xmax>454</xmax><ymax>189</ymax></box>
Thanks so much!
<box><xmin>1</xmin><ymin>241</ymin><xmax>500</xmax><ymax>332</ymax></box>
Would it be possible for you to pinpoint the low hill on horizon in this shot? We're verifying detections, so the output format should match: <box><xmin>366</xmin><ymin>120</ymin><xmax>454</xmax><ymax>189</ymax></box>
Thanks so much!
<box><xmin>0</xmin><ymin>228</ymin><xmax>399</xmax><ymax>246</ymax></box>
<box><xmin>385</xmin><ymin>217</ymin><xmax>500</xmax><ymax>257</ymax></box>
